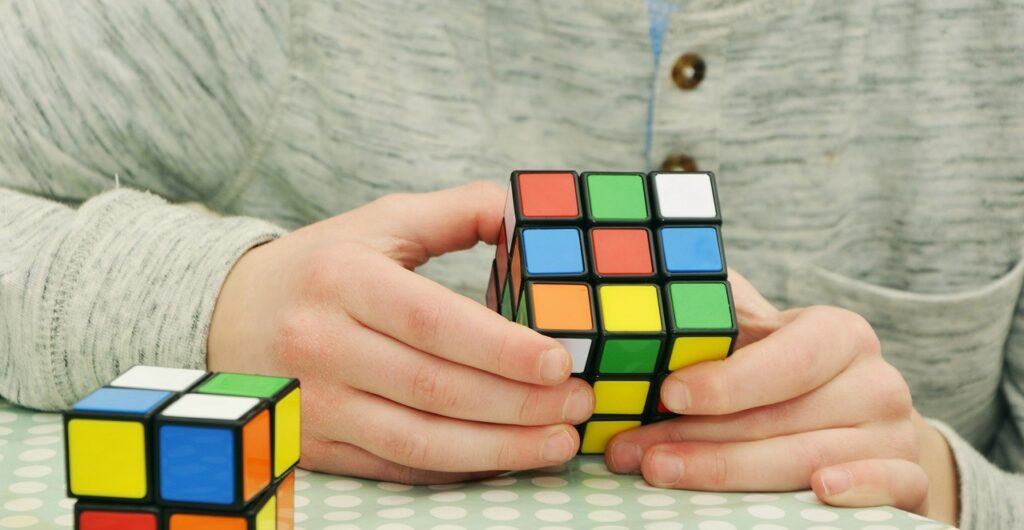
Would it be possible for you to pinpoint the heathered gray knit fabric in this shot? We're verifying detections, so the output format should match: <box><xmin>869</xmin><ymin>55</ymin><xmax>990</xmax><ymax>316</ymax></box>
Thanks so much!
<box><xmin>0</xmin><ymin>1</ymin><xmax>1021</xmax><ymax>527</ymax></box>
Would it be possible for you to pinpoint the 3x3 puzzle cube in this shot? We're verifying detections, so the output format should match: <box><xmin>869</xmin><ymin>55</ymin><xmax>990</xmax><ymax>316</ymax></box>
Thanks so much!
<box><xmin>63</xmin><ymin>366</ymin><xmax>300</xmax><ymax>530</ymax></box>
<box><xmin>486</xmin><ymin>171</ymin><xmax>737</xmax><ymax>454</ymax></box>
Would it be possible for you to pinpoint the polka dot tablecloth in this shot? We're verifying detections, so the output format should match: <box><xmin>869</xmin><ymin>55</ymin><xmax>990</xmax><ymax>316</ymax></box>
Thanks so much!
<box><xmin>0</xmin><ymin>400</ymin><xmax>955</xmax><ymax>530</ymax></box>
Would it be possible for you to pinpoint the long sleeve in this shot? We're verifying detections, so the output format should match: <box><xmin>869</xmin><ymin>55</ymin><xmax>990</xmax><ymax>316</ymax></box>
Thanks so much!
<box><xmin>0</xmin><ymin>186</ymin><xmax>283</xmax><ymax>410</ymax></box>
<box><xmin>930</xmin><ymin>280</ymin><xmax>1024</xmax><ymax>530</ymax></box>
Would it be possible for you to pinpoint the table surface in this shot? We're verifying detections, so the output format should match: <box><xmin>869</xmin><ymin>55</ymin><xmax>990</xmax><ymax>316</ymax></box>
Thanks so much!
<box><xmin>0</xmin><ymin>400</ymin><xmax>954</xmax><ymax>530</ymax></box>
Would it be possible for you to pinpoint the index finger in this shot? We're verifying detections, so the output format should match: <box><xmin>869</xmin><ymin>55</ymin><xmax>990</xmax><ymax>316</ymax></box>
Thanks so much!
<box><xmin>345</xmin><ymin>253</ymin><xmax>573</xmax><ymax>385</ymax></box>
<box><xmin>661</xmin><ymin>305</ymin><xmax>876</xmax><ymax>414</ymax></box>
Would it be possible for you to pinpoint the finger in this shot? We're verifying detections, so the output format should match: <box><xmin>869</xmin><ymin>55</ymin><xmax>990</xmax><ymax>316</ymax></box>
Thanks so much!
<box><xmin>321</xmin><ymin>385</ymin><xmax>580</xmax><ymax>472</ymax></box>
<box><xmin>726</xmin><ymin>269</ymin><xmax>787</xmax><ymax>348</ymax></box>
<box><xmin>661</xmin><ymin>305</ymin><xmax>876</xmax><ymax>414</ymax></box>
<box><xmin>348</xmin><ymin>181</ymin><xmax>506</xmax><ymax>265</ymax></box>
<box><xmin>345</xmin><ymin>254</ymin><xmax>573</xmax><ymax>385</ymax></box>
<box><xmin>638</xmin><ymin>426</ymin><xmax>909</xmax><ymax>491</ymax></box>
<box><xmin>302</xmin><ymin>436</ymin><xmax>499</xmax><ymax>485</ymax></box>
<box><xmin>340</xmin><ymin>324</ymin><xmax>593</xmax><ymax>425</ymax></box>
<box><xmin>812</xmin><ymin>459</ymin><xmax>929</xmax><ymax>514</ymax></box>
<box><xmin>608</xmin><ymin>362</ymin><xmax>908</xmax><ymax>472</ymax></box>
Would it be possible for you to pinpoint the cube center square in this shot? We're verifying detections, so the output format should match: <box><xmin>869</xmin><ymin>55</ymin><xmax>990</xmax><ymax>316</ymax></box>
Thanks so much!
<box><xmin>521</xmin><ymin>228</ymin><xmax>585</xmax><ymax>275</ymax></box>
<box><xmin>584</xmin><ymin>172</ymin><xmax>649</xmax><ymax>221</ymax></box>
<box><xmin>491</xmin><ymin>170</ymin><xmax>737</xmax><ymax>453</ymax></box>
<box><xmin>598</xmin><ymin>284</ymin><xmax>664</xmax><ymax>333</ymax></box>
<box><xmin>591</xmin><ymin>228</ymin><xmax>654</xmax><ymax>276</ymax></box>
<box><xmin>516</xmin><ymin>171</ymin><xmax>580</xmax><ymax>218</ymax></box>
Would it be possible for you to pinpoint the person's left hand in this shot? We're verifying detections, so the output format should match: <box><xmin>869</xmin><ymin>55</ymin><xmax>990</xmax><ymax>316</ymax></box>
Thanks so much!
<box><xmin>604</xmin><ymin>271</ymin><xmax>959</xmax><ymax>525</ymax></box>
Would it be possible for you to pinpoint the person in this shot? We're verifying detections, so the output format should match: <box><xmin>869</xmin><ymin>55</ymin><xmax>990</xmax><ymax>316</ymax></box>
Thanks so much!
<box><xmin>0</xmin><ymin>2</ymin><xmax>1020</xmax><ymax>528</ymax></box>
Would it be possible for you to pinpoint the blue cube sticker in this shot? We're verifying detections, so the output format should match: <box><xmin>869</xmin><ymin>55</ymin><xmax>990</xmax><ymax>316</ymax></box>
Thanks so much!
<box><xmin>72</xmin><ymin>387</ymin><xmax>172</xmax><ymax>414</ymax></box>
<box><xmin>158</xmin><ymin>424</ymin><xmax>236</xmax><ymax>505</ymax></box>
<box><xmin>660</xmin><ymin>227</ymin><xmax>723</xmax><ymax>273</ymax></box>
<box><xmin>522</xmin><ymin>228</ymin><xmax>585</xmax><ymax>275</ymax></box>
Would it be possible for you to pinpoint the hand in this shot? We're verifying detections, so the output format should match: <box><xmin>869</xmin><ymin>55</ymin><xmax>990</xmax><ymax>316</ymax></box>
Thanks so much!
<box><xmin>605</xmin><ymin>272</ymin><xmax>959</xmax><ymax>524</ymax></box>
<box><xmin>208</xmin><ymin>181</ymin><xmax>594</xmax><ymax>484</ymax></box>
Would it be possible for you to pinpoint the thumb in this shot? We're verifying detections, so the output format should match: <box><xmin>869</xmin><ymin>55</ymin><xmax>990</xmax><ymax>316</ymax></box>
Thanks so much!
<box><xmin>811</xmin><ymin>459</ymin><xmax>930</xmax><ymax>515</ymax></box>
<box><xmin>346</xmin><ymin>180</ymin><xmax>506</xmax><ymax>267</ymax></box>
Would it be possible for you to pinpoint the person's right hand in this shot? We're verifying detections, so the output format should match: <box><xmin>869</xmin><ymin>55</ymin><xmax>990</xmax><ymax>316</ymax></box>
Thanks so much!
<box><xmin>207</xmin><ymin>181</ymin><xmax>594</xmax><ymax>484</ymax></box>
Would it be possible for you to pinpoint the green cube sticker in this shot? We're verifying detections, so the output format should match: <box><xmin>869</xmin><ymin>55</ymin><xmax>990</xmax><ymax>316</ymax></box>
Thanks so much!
<box><xmin>586</xmin><ymin>174</ymin><xmax>648</xmax><ymax>221</ymax></box>
<box><xmin>516</xmin><ymin>289</ymin><xmax>530</xmax><ymax>326</ymax></box>
<box><xmin>500</xmin><ymin>278</ymin><xmax>514</xmax><ymax>320</ymax></box>
<box><xmin>198</xmin><ymin>372</ymin><xmax>291</xmax><ymax>398</ymax></box>
<box><xmin>598</xmin><ymin>339</ymin><xmax>661</xmax><ymax>373</ymax></box>
<box><xmin>669</xmin><ymin>282</ymin><xmax>734</xmax><ymax>330</ymax></box>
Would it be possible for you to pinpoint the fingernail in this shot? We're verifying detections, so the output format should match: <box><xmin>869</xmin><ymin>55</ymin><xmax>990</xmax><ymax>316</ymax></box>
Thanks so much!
<box><xmin>562</xmin><ymin>387</ymin><xmax>594</xmax><ymax>424</ymax></box>
<box><xmin>542</xmin><ymin>429</ymin><xmax>575</xmax><ymax>463</ymax></box>
<box><xmin>661</xmin><ymin>380</ymin><xmax>691</xmax><ymax>412</ymax></box>
<box><xmin>540</xmin><ymin>347</ymin><xmax>570</xmax><ymax>384</ymax></box>
<box><xmin>648</xmin><ymin>450</ymin><xmax>684</xmax><ymax>486</ymax></box>
<box><xmin>608</xmin><ymin>442</ymin><xmax>643</xmax><ymax>473</ymax></box>
<box><xmin>819</xmin><ymin>468</ymin><xmax>853</xmax><ymax>496</ymax></box>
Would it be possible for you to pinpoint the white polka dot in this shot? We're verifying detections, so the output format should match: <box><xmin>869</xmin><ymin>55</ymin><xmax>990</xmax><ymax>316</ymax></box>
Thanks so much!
<box><xmin>430</xmin><ymin>491</ymin><xmax>466</xmax><ymax>502</ymax></box>
<box><xmin>743</xmin><ymin>494</ymin><xmax>780</xmax><ymax>502</ymax></box>
<box><xmin>694</xmin><ymin>508</ymin><xmax>732</xmax><ymax>517</ymax></box>
<box><xmin>0</xmin><ymin>411</ymin><xmax>17</xmax><ymax>424</ymax></box>
<box><xmin>294</xmin><ymin>468</ymin><xmax>310</xmax><ymax>477</ymax></box>
<box><xmin>697</xmin><ymin>522</ymin><xmax>736</xmax><ymax>530</ymax></box>
<box><xmin>54</xmin><ymin>514</ymin><xmax>72</xmax><ymax>527</ymax></box>
<box><xmin>0</xmin><ymin>516</ymin><xmax>39</xmax><ymax>528</ymax></box>
<box><xmin>0</xmin><ymin>427</ymin><xmax>12</xmax><ymax>436</ymax></box>
<box><xmin>295</xmin><ymin>513</ymin><xmax>308</xmax><ymax>523</ymax></box>
<box><xmin>324</xmin><ymin>495</ymin><xmax>362</xmax><ymax>508</ymax></box>
<box><xmin>326</xmin><ymin>479</ymin><xmax>362</xmax><ymax>491</ymax></box>
<box><xmin>431</xmin><ymin>525</ymin><xmax>466</xmax><ymax>530</ymax></box>
<box><xmin>323</xmin><ymin>511</ymin><xmax>361</xmax><ymax>521</ymax></box>
<box><xmin>533</xmin><ymin>491</ymin><xmax>571</xmax><ymax>505</ymax></box>
<box><xmin>913</xmin><ymin>525</ymin><xmax>947</xmax><ymax>530</ymax></box>
<box><xmin>751</xmin><ymin>525</ymin><xmax>788</xmax><ymax>530</ymax></box>
<box><xmin>854</xmin><ymin>510</ymin><xmax>894</xmax><ymax>522</ymax></box>
<box><xmin>580</xmin><ymin>462</ymin><xmax>613</xmax><ymax>475</ymax></box>
<box><xmin>26</xmin><ymin>424</ymin><xmax>62</xmax><ymax>435</ymax></box>
<box><xmin>481</xmin><ymin>477</ymin><xmax>517</xmax><ymax>487</ymax></box>
<box><xmin>531</xmin><ymin>477</ymin><xmax>568</xmax><ymax>488</ymax></box>
<box><xmin>587</xmin><ymin>510</ymin><xmax>625</xmax><ymax>522</ymax></box>
<box><xmin>806</xmin><ymin>527</ymin><xmax>841</xmax><ymax>530</ymax></box>
<box><xmin>638</xmin><ymin>494</ymin><xmax>675</xmax><ymax>507</ymax></box>
<box><xmin>57</xmin><ymin>499</ymin><xmax>74</xmax><ymax>509</ymax></box>
<box><xmin>23</xmin><ymin>436</ymin><xmax>60</xmax><ymax>446</ymax></box>
<box><xmin>645</xmin><ymin>523</ymin><xmax>684</xmax><ymax>530</ymax></box>
<box><xmin>30</xmin><ymin>413</ymin><xmax>58</xmax><ymax>423</ymax></box>
<box><xmin>13</xmin><ymin>466</ymin><xmax>51</xmax><ymax>479</ymax></box>
<box><xmin>294</xmin><ymin>495</ymin><xmax>309</xmax><ymax>508</ymax></box>
<box><xmin>535</xmin><ymin>509</ymin><xmax>573</xmax><ymax>523</ymax></box>
<box><xmin>633</xmin><ymin>480</ymin><xmax>661</xmax><ymax>491</ymax></box>
<box><xmin>690</xmin><ymin>494</ymin><xmax>728</xmax><ymax>506</ymax></box>
<box><xmin>378</xmin><ymin>508</ymin><xmax>415</xmax><ymax>519</ymax></box>
<box><xmin>585</xmin><ymin>494</ymin><xmax>622</xmax><ymax>506</ymax></box>
<box><xmin>801</xmin><ymin>508</ymin><xmax>839</xmax><ymax>522</ymax></box>
<box><xmin>861</xmin><ymin>526</ymin><xmax>900</xmax><ymax>530</ymax></box>
<box><xmin>482</xmin><ymin>507</ymin><xmax>519</xmax><ymax>521</ymax></box>
<box><xmin>295</xmin><ymin>480</ymin><xmax>311</xmax><ymax>491</ymax></box>
<box><xmin>583</xmin><ymin>478</ymin><xmax>620</xmax><ymax>490</ymax></box>
<box><xmin>376</xmin><ymin>525</ymin><xmax>414</xmax><ymax>530</ymax></box>
<box><xmin>481</xmin><ymin>490</ymin><xmax>518</xmax><ymax>503</ymax></box>
<box><xmin>378</xmin><ymin>482</ymin><xmax>414</xmax><ymax>492</ymax></box>
<box><xmin>429</xmin><ymin>506</ymin><xmax>467</xmax><ymax>520</ymax></box>
<box><xmin>378</xmin><ymin>496</ymin><xmax>414</xmax><ymax>506</ymax></box>
<box><xmin>794</xmin><ymin>491</ymin><xmax>822</xmax><ymax>504</ymax></box>
<box><xmin>483</xmin><ymin>526</ymin><xmax>518</xmax><ymax>530</ymax></box>
<box><xmin>17</xmin><ymin>449</ymin><xmax>54</xmax><ymax>462</ymax></box>
<box><xmin>3</xmin><ymin>499</ymin><xmax>42</xmax><ymax>512</ymax></box>
<box><xmin>7</xmin><ymin>482</ymin><xmax>46</xmax><ymax>494</ymax></box>
<box><xmin>747</xmin><ymin>505</ymin><xmax>785</xmax><ymax>520</ymax></box>
<box><xmin>641</xmin><ymin>510</ymin><xmax>679</xmax><ymax>520</ymax></box>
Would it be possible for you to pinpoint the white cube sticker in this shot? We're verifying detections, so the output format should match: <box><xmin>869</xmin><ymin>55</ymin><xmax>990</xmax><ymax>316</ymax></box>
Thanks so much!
<box><xmin>654</xmin><ymin>173</ymin><xmax>717</xmax><ymax>219</ymax></box>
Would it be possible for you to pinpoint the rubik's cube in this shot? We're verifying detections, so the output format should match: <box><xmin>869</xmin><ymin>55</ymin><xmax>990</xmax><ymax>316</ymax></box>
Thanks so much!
<box><xmin>486</xmin><ymin>171</ymin><xmax>737</xmax><ymax>454</ymax></box>
<box><xmin>63</xmin><ymin>366</ymin><xmax>301</xmax><ymax>530</ymax></box>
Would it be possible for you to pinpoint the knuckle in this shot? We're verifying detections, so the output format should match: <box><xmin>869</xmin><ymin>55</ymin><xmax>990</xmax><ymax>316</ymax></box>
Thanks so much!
<box><xmin>372</xmin><ymin>192</ymin><xmax>415</xmax><ymax>214</ymax></box>
<box><xmin>795</xmin><ymin>436</ymin><xmax>829</xmax><ymax>476</ymax></box>
<box><xmin>383</xmin><ymin>427</ymin><xmax>431</xmax><ymax>466</ymax></box>
<box><xmin>272</xmin><ymin>309</ymin><xmax>321</xmax><ymax>369</ymax></box>
<box><xmin>706</xmin><ymin>446</ymin><xmax>731</xmax><ymax>489</ymax></box>
<box><xmin>298</xmin><ymin>246</ymin><xmax>344</xmax><ymax>295</ymax></box>
<box><xmin>515</xmin><ymin>388</ymin><xmax>544</xmax><ymax>424</ymax></box>
<box><xmin>404</xmin><ymin>299</ymin><xmax>445</xmax><ymax>346</ymax></box>
<box><xmin>876</xmin><ymin>364</ymin><xmax>914</xmax><ymax>418</ymax></box>
<box><xmin>412</xmin><ymin>364</ymin><xmax>459</xmax><ymax>411</ymax></box>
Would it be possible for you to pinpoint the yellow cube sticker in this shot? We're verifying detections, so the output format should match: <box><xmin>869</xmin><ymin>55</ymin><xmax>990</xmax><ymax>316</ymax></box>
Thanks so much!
<box><xmin>593</xmin><ymin>380</ymin><xmax>650</xmax><ymax>415</ymax></box>
<box><xmin>581</xmin><ymin>421</ymin><xmax>641</xmax><ymax>454</ymax></box>
<box><xmin>256</xmin><ymin>495</ymin><xmax>277</xmax><ymax>530</ymax></box>
<box><xmin>67</xmin><ymin>419</ymin><xmax>147</xmax><ymax>498</ymax></box>
<box><xmin>598</xmin><ymin>285</ymin><xmax>663</xmax><ymax>332</ymax></box>
<box><xmin>668</xmin><ymin>336</ymin><xmax>732</xmax><ymax>370</ymax></box>
<box><xmin>274</xmin><ymin>388</ymin><xmax>301</xmax><ymax>477</ymax></box>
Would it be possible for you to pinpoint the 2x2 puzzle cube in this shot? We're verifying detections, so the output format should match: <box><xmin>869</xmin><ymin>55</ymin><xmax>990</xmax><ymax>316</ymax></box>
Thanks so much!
<box><xmin>486</xmin><ymin>171</ymin><xmax>737</xmax><ymax>454</ymax></box>
<box><xmin>65</xmin><ymin>366</ymin><xmax>300</xmax><ymax>530</ymax></box>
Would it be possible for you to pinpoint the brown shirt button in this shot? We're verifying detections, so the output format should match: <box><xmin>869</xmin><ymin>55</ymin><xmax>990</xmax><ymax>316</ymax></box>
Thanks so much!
<box><xmin>660</xmin><ymin>153</ymin><xmax>698</xmax><ymax>172</ymax></box>
<box><xmin>671</xmin><ymin>53</ymin><xmax>706</xmax><ymax>90</ymax></box>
